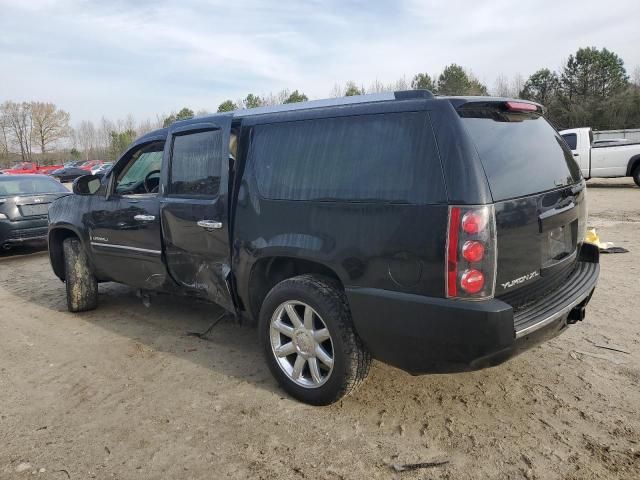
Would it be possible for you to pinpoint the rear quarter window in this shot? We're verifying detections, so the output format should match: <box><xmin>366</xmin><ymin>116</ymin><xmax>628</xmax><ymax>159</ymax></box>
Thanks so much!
<box><xmin>247</xmin><ymin>112</ymin><xmax>445</xmax><ymax>204</ymax></box>
<box><xmin>459</xmin><ymin>107</ymin><xmax>581</xmax><ymax>201</ymax></box>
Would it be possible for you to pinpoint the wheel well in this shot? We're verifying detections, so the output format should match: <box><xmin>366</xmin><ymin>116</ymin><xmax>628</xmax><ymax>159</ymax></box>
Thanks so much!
<box><xmin>247</xmin><ymin>257</ymin><xmax>342</xmax><ymax>322</ymax></box>
<box><xmin>627</xmin><ymin>155</ymin><xmax>640</xmax><ymax>176</ymax></box>
<box><xmin>49</xmin><ymin>228</ymin><xmax>79</xmax><ymax>280</ymax></box>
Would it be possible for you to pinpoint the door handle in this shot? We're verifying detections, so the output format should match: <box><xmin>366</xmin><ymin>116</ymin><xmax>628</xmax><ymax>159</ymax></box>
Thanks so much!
<box><xmin>197</xmin><ymin>220</ymin><xmax>223</xmax><ymax>230</ymax></box>
<box><xmin>134</xmin><ymin>214</ymin><xmax>155</xmax><ymax>221</ymax></box>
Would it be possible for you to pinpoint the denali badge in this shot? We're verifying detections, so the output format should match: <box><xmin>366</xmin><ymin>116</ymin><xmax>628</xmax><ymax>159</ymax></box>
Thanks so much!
<box><xmin>501</xmin><ymin>270</ymin><xmax>539</xmax><ymax>290</ymax></box>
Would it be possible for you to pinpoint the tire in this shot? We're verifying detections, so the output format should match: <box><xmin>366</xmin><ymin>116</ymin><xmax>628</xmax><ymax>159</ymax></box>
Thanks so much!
<box><xmin>259</xmin><ymin>274</ymin><xmax>371</xmax><ymax>405</ymax></box>
<box><xmin>633</xmin><ymin>165</ymin><xmax>640</xmax><ymax>187</ymax></box>
<box><xmin>63</xmin><ymin>237</ymin><xmax>98</xmax><ymax>312</ymax></box>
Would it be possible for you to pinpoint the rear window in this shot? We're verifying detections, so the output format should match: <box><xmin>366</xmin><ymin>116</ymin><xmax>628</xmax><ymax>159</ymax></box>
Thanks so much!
<box><xmin>459</xmin><ymin>106</ymin><xmax>581</xmax><ymax>201</ymax></box>
<box><xmin>248</xmin><ymin>112</ymin><xmax>444</xmax><ymax>204</ymax></box>
<box><xmin>561</xmin><ymin>133</ymin><xmax>577</xmax><ymax>150</ymax></box>
<box><xmin>0</xmin><ymin>176</ymin><xmax>68</xmax><ymax>196</ymax></box>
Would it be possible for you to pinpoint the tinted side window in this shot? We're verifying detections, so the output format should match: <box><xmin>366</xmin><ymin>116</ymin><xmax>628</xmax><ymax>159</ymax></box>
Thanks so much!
<box><xmin>562</xmin><ymin>133</ymin><xmax>577</xmax><ymax>150</ymax></box>
<box><xmin>170</xmin><ymin>130</ymin><xmax>222</xmax><ymax>197</ymax></box>
<box><xmin>249</xmin><ymin>112</ymin><xmax>443</xmax><ymax>203</ymax></box>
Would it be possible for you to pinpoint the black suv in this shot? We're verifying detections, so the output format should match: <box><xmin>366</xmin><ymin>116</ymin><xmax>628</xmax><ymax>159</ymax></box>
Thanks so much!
<box><xmin>47</xmin><ymin>91</ymin><xmax>599</xmax><ymax>405</ymax></box>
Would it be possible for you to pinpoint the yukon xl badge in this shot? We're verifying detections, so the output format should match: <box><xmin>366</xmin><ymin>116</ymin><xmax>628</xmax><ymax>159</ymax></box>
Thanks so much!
<box><xmin>501</xmin><ymin>270</ymin><xmax>539</xmax><ymax>290</ymax></box>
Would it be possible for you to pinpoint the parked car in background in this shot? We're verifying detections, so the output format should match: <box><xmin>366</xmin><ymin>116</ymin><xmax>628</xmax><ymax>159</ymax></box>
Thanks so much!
<box><xmin>92</xmin><ymin>162</ymin><xmax>113</xmax><ymax>176</ymax></box>
<box><xmin>560</xmin><ymin>127</ymin><xmax>640</xmax><ymax>186</ymax></box>
<box><xmin>48</xmin><ymin>91</ymin><xmax>599</xmax><ymax>405</ymax></box>
<box><xmin>80</xmin><ymin>160</ymin><xmax>103</xmax><ymax>172</ymax></box>
<box><xmin>0</xmin><ymin>175</ymin><xmax>69</xmax><ymax>249</ymax></box>
<box><xmin>61</xmin><ymin>160</ymin><xmax>85</xmax><ymax>169</ymax></box>
<box><xmin>51</xmin><ymin>161</ymin><xmax>101</xmax><ymax>182</ymax></box>
<box><xmin>1</xmin><ymin>162</ymin><xmax>63</xmax><ymax>175</ymax></box>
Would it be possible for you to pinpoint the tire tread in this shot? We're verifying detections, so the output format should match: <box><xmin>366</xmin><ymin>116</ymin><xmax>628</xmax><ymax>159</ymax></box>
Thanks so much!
<box><xmin>63</xmin><ymin>237</ymin><xmax>98</xmax><ymax>312</ymax></box>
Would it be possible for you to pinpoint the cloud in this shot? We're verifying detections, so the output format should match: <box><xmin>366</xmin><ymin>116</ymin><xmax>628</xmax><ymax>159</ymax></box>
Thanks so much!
<box><xmin>1</xmin><ymin>0</ymin><xmax>639</xmax><ymax>123</ymax></box>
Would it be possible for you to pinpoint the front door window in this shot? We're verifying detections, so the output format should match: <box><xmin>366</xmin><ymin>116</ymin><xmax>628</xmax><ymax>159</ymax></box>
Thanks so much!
<box><xmin>115</xmin><ymin>142</ymin><xmax>165</xmax><ymax>195</ymax></box>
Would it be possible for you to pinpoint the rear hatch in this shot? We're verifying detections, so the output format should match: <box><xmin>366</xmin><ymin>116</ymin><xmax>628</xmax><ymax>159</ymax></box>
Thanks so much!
<box><xmin>0</xmin><ymin>193</ymin><xmax>67</xmax><ymax>221</ymax></box>
<box><xmin>457</xmin><ymin>100</ymin><xmax>585</xmax><ymax>310</ymax></box>
<box><xmin>0</xmin><ymin>176</ymin><xmax>70</xmax><ymax>221</ymax></box>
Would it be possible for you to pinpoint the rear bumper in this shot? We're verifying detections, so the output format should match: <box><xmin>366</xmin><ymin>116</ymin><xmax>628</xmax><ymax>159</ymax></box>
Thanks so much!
<box><xmin>346</xmin><ymin>244</ymin><xmax>599</xmax><ymax>375</ymax></box>
<box><xmin>0</xmin><ymin>218</ymin><xmax>49</xmax><ymax>246</ymax></box>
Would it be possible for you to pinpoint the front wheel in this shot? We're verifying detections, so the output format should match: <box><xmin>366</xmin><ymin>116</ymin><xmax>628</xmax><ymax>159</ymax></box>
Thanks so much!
<box><xmin>633</xmin><ymin>166</ymin><xmax>640</xmax><ymax>187</ymax></box>
<box><xmin>259</xmin><ymin>275</ymin><xmax>371</xmax><ymax>405</ymax></box>
<box><xmin>63</xmin><ymin>237</ymin><xmax>98</xmax><ymax>312</ymax></box>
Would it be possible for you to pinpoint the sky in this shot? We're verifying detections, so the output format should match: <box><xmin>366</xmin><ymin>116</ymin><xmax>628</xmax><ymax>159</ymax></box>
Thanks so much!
<box><xmin>1</xmin><ymin>0</ymin><xmax>640</xmax><ymax>125</ymax></box>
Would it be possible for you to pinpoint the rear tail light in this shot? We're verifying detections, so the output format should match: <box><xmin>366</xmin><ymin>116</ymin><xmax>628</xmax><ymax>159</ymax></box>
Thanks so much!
<box><xmin>446</xmin><ymin>205</ymin><xmax>496</xmax><ymax>299</ymax></box>
<box><xmin>460</xmin><ymin>269</ymin><xmax>485</xmax><ymax>294</ymax></box>
<box><xmin>461</xmin><ymin>211</ymin><xmax>488</xmax><ymax>234</ymax></box>
<box><xmin>462</xmin><ymin>240</ymin><xmax>485</xmax><ymax>263</ymax></box>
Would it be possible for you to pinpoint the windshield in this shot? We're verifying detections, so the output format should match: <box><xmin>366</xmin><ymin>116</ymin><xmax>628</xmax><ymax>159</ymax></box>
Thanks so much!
<box><xmin>459</xmin><ymin>105</ymin><xmax>581</xmax><ymax>201</ymax></box>
<box><xmin>0</xmin><ymin>176</ymin><xmax>68</xmax><ymax>196</ymax></box>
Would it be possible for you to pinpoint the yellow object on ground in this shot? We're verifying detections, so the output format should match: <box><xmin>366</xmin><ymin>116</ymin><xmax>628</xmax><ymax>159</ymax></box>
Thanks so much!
<box><xmin>585</xmin><ymin>228</ymin><xmax>628</xmax><ymax>253</ymax></box>
<box><xmin>585</xmin><ymin>228</ymin><xmax>614</xmax><ymax>249</ymax></box>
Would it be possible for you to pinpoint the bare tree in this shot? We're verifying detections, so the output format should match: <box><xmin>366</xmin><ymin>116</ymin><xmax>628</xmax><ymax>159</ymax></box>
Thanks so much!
<box><xmin>75</xmin><ymin>120</ymin><xmax>97</xmax><ymax>160</ymax></box>
<box><xmin>0</xmin><ymin>113</ymin><xmax>10</xmax><ymax>163</ymax></box>
<box><xmin>1</xmin><ymin>101</ymin><xmax>33</xmax><ymax>162</ymax></box>
<box><xmin>632</xmin><ymin>66</ymin><xmax>640</xmax><ymax>87</ymax></box>
<box><xmin>391</xmin><ymin>76</ymin><xmax>409</xmax><ymax>91</ymax></box>
<box><xmin>330</xmin><ymin>83</ymin><xmax>343</xmax><ymax>98</ymax></box>
<box><xmin>511</xmin><ymin>73</ymin><xmax>525</xmax><ymax>98</ymax></box>
<box><xmin>493</xmin><ymin>74</ymin><xmax>511</xmax><ymax>96</ymax></box>
<box><xmin>260</xmin><ymin>90</ymin><xmax>291</xmax><ymax>107</ymax></box>
<box><xmin>98</xmin><ymin>117</ymin><xmax>115</xmax><ymax>151</ymax></box>
<box><xmin>137</xmin><ymin>115</ymin><xmax>166</xmax><ymax>136</ymax></box>
<box><xmin>368</xmin><ymin>79</ymin><xmax>386</xmax><ymax>93</ymax></box>
<box><xmin>30</xmin><ymin>102</ymin><xmax>71</xmax><ymax>154</ymax></box>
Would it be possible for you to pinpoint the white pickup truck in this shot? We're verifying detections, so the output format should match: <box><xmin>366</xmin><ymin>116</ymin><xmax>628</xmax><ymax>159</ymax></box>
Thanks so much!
<box><xmin>560</xmin><ymin>127</ymin><xmax>640</xmax><ymax>187</ymax></box>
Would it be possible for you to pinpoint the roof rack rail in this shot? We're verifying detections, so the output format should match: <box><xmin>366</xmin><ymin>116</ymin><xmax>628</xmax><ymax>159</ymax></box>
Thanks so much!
<box><xmin>232</xmin><ymin>89</ymin><xmax>434</xmax><ymax>118</ymax></box>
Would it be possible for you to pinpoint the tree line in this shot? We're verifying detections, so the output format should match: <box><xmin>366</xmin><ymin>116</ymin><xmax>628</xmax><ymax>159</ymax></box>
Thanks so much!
<box><xmin>2</xmin><ymin>46</ymin><xmax>639</xmax><ymax>168</ymax></box>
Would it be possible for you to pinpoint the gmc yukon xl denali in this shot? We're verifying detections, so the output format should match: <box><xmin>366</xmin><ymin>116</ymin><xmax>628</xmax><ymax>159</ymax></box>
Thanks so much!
<box><xmin>47</xmin><ymin>91</ymin><xmax>599</xmax><ymax>405</ymax></box>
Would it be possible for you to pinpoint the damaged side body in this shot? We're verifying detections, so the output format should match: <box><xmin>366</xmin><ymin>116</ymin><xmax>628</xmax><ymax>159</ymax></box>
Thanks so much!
<box><xmin>48</xmin><ymin>117</ymin><xmax>237</xmax><ymax>314</ymax></box>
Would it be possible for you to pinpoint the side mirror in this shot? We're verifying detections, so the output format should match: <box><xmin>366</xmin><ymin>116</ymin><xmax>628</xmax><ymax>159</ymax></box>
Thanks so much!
<box><xmin>73</xmin><ymin>174</ymin><xmax>102</xmax><ymax>195</ymax></box>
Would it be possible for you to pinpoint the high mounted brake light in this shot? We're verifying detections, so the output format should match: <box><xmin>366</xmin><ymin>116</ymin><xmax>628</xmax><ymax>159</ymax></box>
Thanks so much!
<box><xmin>504</xmin><ymin>101</ymin><xmax>538</xmax><ymax>112</ymax></box>
<box><xmin>446</xmin><ymin>205</ymin><xmax>497</xmax><ymax>299</ymax></box>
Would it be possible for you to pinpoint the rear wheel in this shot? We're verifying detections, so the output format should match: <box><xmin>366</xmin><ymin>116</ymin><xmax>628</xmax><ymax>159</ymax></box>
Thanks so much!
<box><xmin>63</xmin><ymin>237</ymin><xmax>98</xmax><ymax>312</ymax></box>
<box><xmin>259</xmin><ymin>275</ymin><xmax>371</xmax><ymax>405</ymax></box>
<box><xmin>633</xmin><ymin>165</ymin><xmax>640</xmax><ymax>187</ymax></box>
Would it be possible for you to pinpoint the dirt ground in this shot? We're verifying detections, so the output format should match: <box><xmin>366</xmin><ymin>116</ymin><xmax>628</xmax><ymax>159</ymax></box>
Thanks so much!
<box><xmin>1</xmin><ymin>178</ymin><xmax>639</xmax><ymax>480</ymax></box>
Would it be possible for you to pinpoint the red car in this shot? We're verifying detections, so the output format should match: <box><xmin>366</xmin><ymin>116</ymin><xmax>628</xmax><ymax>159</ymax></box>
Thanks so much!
<box><xmin>2</xmin><ymin>162</ymin><xmax>63</xmax><ymax>175</ymax></box>
<box><xmin>80</xmin><ymin>160</ymin><xmax>103</xmax><ymax>171</ymax></box>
